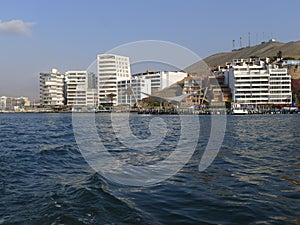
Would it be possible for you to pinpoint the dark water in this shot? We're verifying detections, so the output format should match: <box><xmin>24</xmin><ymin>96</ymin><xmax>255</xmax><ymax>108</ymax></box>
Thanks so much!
<box><xmin>0</xmin><ymin>113</ymin><xmax>299</xmax><ymax>225</ymax></box>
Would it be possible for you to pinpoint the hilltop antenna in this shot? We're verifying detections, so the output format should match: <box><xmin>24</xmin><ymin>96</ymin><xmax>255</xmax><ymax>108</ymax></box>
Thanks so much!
<box><xmin>248</xmin><ymin>32</ymin><xmax>251</xmax><ymax>47</ymax></box>
<box><xmin>256</xmin><ymin>33</ymin><xmax>258</xmax><ymax>45</ymax></box>
<box><xmin>271</xmin><ymin>32</ymin><xmax>274</xmax><ymax>41</ymax></box>
<box><xmin>232</xmin><ymin>40</ymin><xmax>235</xmax><ymax>50</ymax></box>
<box><xmin>240</xmin><ymin>37</ymin><xmax>242</xmax><ymax>48</ymax></box>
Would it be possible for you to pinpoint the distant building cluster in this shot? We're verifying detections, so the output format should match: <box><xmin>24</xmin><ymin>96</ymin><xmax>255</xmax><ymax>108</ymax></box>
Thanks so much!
<box><xmin>39</xmin><ymin>54</ymin><xmax>293</xmax><ymax>111</ymax></box>
<box><xmin>0</xmin><ymin>96</ymin><xmax>30</xmax><ymax>111</ymax></box>
<box><xmin>39</xmin><ymin>54</ymin><xmax>189</xmax><ymax>110</ymax></box>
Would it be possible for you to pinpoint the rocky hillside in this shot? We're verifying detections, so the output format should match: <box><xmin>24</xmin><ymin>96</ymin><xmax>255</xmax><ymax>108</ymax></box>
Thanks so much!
<box><xmin>185</xmin><ymin>40</ymin><xmax>300</xmax><ymax>78</ymax></box>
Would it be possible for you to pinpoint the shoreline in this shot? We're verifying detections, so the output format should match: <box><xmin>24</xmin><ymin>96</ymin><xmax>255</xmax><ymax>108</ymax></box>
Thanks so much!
<box><xmin>1</xmin><ymin>109</ymin><xmax>299</xmax><ymax>115</ymax></box>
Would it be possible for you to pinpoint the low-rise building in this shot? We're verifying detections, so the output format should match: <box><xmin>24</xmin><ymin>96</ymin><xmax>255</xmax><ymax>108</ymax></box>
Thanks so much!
<box><xmin>132</xmin><ymin>71</ymin><xmax>188</xmax><ymax>94</ymax></box>
<box><xmin>181</xmin><ymin>75</ymin><xmax>203</xmax><ymax>106</ymax></box>
<box><xmin>117</xmin><ymin>78</ymin><xmax>151</xmax><ymax>106</ymax></box>
<box><xmin>0</xmin><ymin>96</ymin><xmax>31</xmax><ymax>111</ymax></box>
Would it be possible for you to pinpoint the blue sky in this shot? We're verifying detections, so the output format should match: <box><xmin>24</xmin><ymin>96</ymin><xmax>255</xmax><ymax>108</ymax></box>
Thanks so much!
<box><xmin>0</xmin><ymin>0</ymin><xmax>299</xmax><ymax>100</ymax></box>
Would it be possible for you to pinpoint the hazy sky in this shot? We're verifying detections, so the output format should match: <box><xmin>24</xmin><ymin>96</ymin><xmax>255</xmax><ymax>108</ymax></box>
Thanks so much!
<box><xmin>1</xmin><ymin>0</ymin><xmax>299</xmax><ymax>100</ymax></box>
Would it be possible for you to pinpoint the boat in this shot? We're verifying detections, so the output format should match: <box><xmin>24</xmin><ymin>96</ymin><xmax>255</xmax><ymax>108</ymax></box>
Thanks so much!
<box><xmin>231</xmin><ymin>103</ymin><xmax>248</xmax><ymax>115</ymax></box>
<box><xmin>232</xmin><ymin>108</ymin><xmax>248</xmax><ymax>115</ymax></box>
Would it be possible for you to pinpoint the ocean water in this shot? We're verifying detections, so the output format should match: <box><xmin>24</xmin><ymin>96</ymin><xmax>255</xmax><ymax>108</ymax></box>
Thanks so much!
<box><xmin>0</xmin><ymin>113</ymin><xmax>299</xmax><ymax>225</ymax></box>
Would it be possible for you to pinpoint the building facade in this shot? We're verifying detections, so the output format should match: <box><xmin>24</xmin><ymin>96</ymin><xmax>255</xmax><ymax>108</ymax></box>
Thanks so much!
<box><xmin>40</xmin><ymin>69</ymin><xmax>65</xmax><ymax>106</ymax></box>
<box><xmin>97</xmin><ymin>54</ymin><xmax>131</xmax><ymax>106</ymax></box>
<box><xmin>117</xmin><ymin>78</ymin><xmax>151</xmax><ymax>106</ymax></box>
<box><xmin>225</xmin><ymin>58</ymin><xmax>291</xmax><ymax>105</ymax></box>
<box><xmin>0</xmin><ymin>96</ymin><xmax>30</xmax><ymax>111</ymax></box>
<box><xmin>181</xmin><ymin>76</ymin><xmax>203</xmax><ymax>106</ymax></box>
<box><xmin>65</xmin><ymin>70</ymin><xmax>87</xmax><ymax>108</ymax></box>
<box><xmin>132</xmin><ymin>71</ymin><xmax>188</xmax><ymax>94</ymax></box>
<box><xmin>65</xmin><ymin>71</ymin><xmax>98</xmax><ymax>109</ymax></box>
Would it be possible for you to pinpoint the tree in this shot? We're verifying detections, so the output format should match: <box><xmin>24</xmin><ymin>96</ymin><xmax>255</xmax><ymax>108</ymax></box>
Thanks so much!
<box><xmin>277</xmin><ymin>50</ymin><xmax>282</xmax><ymax>59</ymax></box>
<box><xmin>107</xmin><ymin>93</ymin><xmax>116</xmax><ymax>104</ymax></box>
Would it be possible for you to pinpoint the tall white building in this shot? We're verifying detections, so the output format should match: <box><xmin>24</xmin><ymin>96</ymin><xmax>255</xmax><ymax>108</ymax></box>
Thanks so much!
<box><xmin>117</xmin><ymin>78</ymin><xmax>151</xmax><ymax>106</ymax></box>
<box><xmin>132</xmin><ymin>71</ymin><xmax>188</xmax><ymax>94</ymax></box>
<box><xmin>225</xmin><ymin>58</ymin><xmax>291</xmax><ymax>105</ymax></box>
<box><xmin>97</xmin><ymin>54</ymin><xmax>131</xmax><ymax>106</ymax></box>
<box><xmin>40</xmin><ymin>69</ymin><xmax>65</xmax><ymax>106</ymax></box>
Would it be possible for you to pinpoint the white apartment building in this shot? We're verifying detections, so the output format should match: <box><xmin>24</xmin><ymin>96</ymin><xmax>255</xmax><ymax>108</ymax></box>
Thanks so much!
<box><xmin>65</xmin><ymin>71</ymin><xmax>98</xmax><ymax>109</ymax></box>
<box><xmin>0</xmin><ymin>96</ymin><xmax>13</xmax><ymax>110</ymax></box>
<box><xmin>225</xmin><ymin>58</ymin><xmax>291</xmax><ymax>105</ymax></box>
<box><xmin>117</xmin><ymin>78</ymin><xmax>151</xmax><ymax>106</ymax></box>
<box><xmin>269</xmin><ymin>67</ymin><xmax>291</xmax><ymax>104</ymax></box>
<box><xmin>97</xmin><ymin>54</ymin><xmax>131</xmax><ymax>106</ymax></box>
<box><xmin>40</xmin><ymin>69</ymin><xmax>65</xmax><ymax>106</ymax></box>
<box><xmin>65</xmin><ymin>71</ymin><xmax>87</xmax><ymax>108</ymax></box>
<box><xmin>132</xmin><ymin>71</ymin><xmax>188</xmax><ymax>93</ymax></box>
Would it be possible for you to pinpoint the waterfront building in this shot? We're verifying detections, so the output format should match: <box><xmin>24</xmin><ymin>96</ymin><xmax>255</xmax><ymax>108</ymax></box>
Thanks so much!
<box><xmin>132</xmin><ymin>71</ymin><xmax>188</xmax><ymax>94</ymax></box>
<box><xmin>181</xmin><ymin>74</ymin><xmax>232</xmax><ymax>107</ymax></box>
<box><xmin>65</xmin><ymin>71</ymin><xmax>98</xmax><ymax>109</ymax></box>
<box><xmin>208</xmin><ymin>74</ymin><xmax>232</xmax><ymax>103</ymax></box>
<box><xmin>65</xmin><ymin>70</ymin><xmax>87</xmax><ymax>108</ymax></box>
<box><xmin>16</xmin><ymin>97</ymin><xmax>31</xmax><ymax>107</ymax></box>
<box><xmin>86</xmin><ymin>72</ymin><xmax>98</xmax><ymax>108</ymax></box>
<box><xmin>0</xmin><ymin>96</ymin><xmax>31</xmax><ymax>111</ymax></box>
<box><xmin>181</xmin><ymin>75</ymin><xmax>203</xmax><ymax>106</ymax></box>
<box><xmin>0</xmin><ymin>96</ymin><xmax>13</xmax><ymax>110</ymax></box>
<box><xmin>117</xmin><ymin>78</ymin><xmax>151</xmax><ymax>106</ymax></box>
<box><xmin>40</xmin><ymin>69</ymin><xmax>65</xmax><ymax>106</ymax></box>
<box><xmin>224</xmin><ymin>58</ymin><xmax>292</xmax><ymax>105</ymax></box>
<box><xmin>97</xmin><ymin>54</ymin><xmax>131</xmax><ymax>106</ymax></box>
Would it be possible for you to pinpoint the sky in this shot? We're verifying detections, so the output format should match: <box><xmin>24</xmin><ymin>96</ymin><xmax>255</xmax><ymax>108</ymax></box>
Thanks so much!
<box><xmin>0</xmin><ymin>0</ymin><xmax>299</xmax><ymax>100</ymax></box>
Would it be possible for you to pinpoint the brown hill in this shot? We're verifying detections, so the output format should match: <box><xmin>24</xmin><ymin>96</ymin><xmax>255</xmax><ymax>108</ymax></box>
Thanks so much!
<box><xmin>185</xmin><ymin>41</ymin><xmax>300</xmax><ymax>77</ymax></box>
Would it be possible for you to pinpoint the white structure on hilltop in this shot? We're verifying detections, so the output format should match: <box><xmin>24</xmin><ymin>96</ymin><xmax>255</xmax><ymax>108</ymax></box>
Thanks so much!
<box><xmin>40</xmin><ymin>69</ymin><xmax>65</xmax><ymax>106</ymax></box>
<box><xmin>225</xmin><ymin>58</ymin><xmax>292</xmax><ymax>105</ymax></box>
<box><xmin>65</xmin><ymin>70</ymin><xmax>98</xmax><ymax>109</ymax></box>
<box><xmin>132</xmin><ymin>71</ymin><xmax>188</xmax><ymax>94</ymax></box>
<box><xmin>97</xmin><ymin>54</ymin><xmax>131</xmax><ymax>106</ymax></box>
<box><xmin>117</xmin><ymin>78</ymin><xmax>151</xmax><ymax>106</ymax></box>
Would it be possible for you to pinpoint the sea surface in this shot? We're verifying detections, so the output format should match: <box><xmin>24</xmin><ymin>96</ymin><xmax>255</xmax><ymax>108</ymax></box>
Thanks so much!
<box><xmin>0</xmin><ymin>113</ymin><xmax>299</xmax><ymax>225</ymax></box>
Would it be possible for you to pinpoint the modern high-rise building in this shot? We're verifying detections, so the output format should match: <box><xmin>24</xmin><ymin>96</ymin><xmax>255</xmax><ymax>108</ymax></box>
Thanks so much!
<box><xmin>40</xmin><ymin>69</ymin><xmax>65</xmax><ymax>106</ymax></box>
<box><xmin>225</xmin><ymin>58</ymin><xmax>292</xmax><ymax>105</ymax></box>
<box><xmin>97</xmin><ymin>54</ymin><xmax>131</xmax><ymax>106</ymax></box>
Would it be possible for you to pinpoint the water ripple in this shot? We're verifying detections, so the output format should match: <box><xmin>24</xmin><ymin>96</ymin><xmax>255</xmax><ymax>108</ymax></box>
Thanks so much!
<box><xmin>0</xmin><ymin>113</ymin><xmax>299</xmax><ymax>224</ymax></box>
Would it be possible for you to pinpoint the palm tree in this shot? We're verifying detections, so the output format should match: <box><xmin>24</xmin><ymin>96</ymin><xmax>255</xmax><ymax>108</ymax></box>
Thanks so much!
<box><xmin>107</xmin><ymin>93</ymin><xmax>116</xmax><ymax>105</ymax></box>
